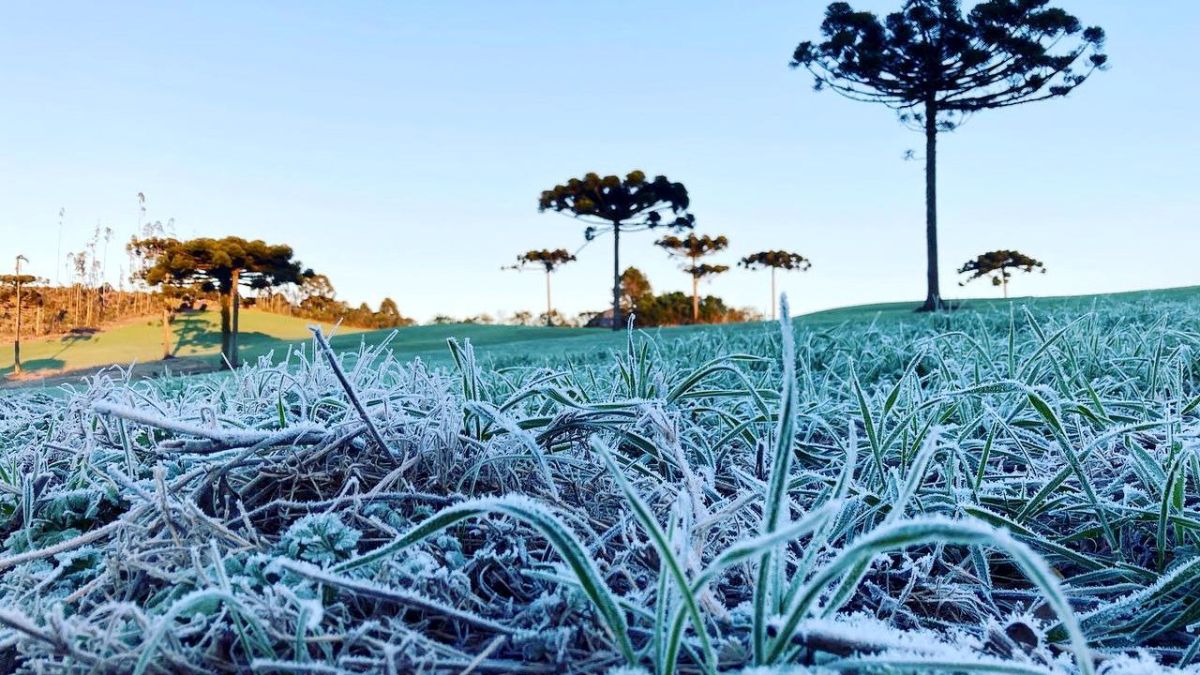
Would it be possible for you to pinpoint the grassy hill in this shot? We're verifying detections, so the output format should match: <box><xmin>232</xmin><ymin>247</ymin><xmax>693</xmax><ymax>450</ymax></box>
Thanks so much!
<box><xmin>2</xmin><ymin>281</ymin><xmax>1196</xmax><ymax>672</ymax></box>
<box><xmin>4</xmin><ymin>285</ymin><xmax>1197</xmax><ymax>384</ymax></box>
<box><xmin>1</xmin><ymin>311</ymin><xmax>366</xmax><ymax>379</ymax></box>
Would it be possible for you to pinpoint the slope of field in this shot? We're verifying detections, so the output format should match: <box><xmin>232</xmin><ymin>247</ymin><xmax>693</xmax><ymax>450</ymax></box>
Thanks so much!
<box><xmin>0</xmin><ymin>310</ymin><xmax>363</xmax><ymax>379</ymax></box>
<box><xmin>0</xmin><ymin>288</ymin><xmax>1196</xmax><ymax>672</ymax></box>
<box><xmin>5</xmin><ymin>286</ymin><xmax>1197</xmax><ymax>385</ymax></box>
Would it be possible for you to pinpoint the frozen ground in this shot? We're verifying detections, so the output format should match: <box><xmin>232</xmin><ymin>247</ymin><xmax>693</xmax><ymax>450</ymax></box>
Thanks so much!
<box><xmin>0</xmin><ymin>294</ymin><xmax>1197</xmax><ymax>673</ymax></box>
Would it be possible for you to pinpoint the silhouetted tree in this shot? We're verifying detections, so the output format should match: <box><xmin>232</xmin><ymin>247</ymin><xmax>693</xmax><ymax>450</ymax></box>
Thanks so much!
<box><xmin>791</xmin><ymin>0</ymin><xmax>1106</xmax><ymax>311</ymax></box>
<box><xmin>740</xmin><ymin>250</ymin><xmax>812</xmax><ymax>320</ymax></box>
<box><xmin>656</xmin><ymin>234</ymin><xmax>729</xmax><ymax>322</ymax></box>
<box><xmin>2</xmin><ymin>254</ymin><xmax>36</xmax><ymax>375</ymax></box>
<box><xmin>539</xmin><ymin>171</ymin><xmax>694</xmax><ymax>330</ymax></box>
<box><xmin>130</xmin><ymin>237</ymin><xmax>309</xmax><ymax>367</ymax></box>
<box><xmin>510</xmin><ymin>248</ymin><xmax>576</xmax><ymax>326</ymax></box>
<box><xmin>958</xmin><ymin>249</ymin><xmax>1045</xmax><ymax>298</ymax></box>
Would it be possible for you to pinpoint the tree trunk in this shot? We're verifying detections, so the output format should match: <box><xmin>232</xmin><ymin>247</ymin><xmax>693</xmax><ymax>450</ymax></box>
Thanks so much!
<box><xmin>919</xmin><ymin>99</ymin><xmax>944</xmax><ymax>312</ymax></box>
<box><xmin>611</xmin><ymin>223</ymin><xmax>621</xmax><ymax>331</ymax></box>
<box><xmin>229</xmin><ymin>269</ymin><xmax>241</xmax><ymax>368</ymax></box>
<box><xmin>13</xmin><ymin>277</ymin><xmax>23</xmax><ymax>375</ymax></box>
<box><xmin>1002</xmin><ymin>276</ymin><xmax>1009</xmax><ymax>299</ymax></box>
<box><xmin>545</xmin><ymin>270</ymin><xmax>553</xmax><ymax>327</ymax></box>
<box><xmin>161</xmin><ymin>305</ymin><xmax>173</xmax><ymax>359</ymax></box>
<box><xmin>770</xmin><ymin>267</ymin><xmax>777</xmax><ymax>321</ymax></box>
<box><xmin>691</xmin><ymin>253</ymin><xmax>700</xmax><ymax>322</ymax></box>
<box><xmin>219</xmin><ymin>289</ymin><xmax>232</xmax><ymax>366</ymax></box>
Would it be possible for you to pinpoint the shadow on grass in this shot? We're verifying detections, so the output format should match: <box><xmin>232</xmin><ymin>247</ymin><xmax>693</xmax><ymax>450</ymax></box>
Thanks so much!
<box><xmin>1</xmin><ymin>331</ymin><xmax>96</xmax><ymax>378</ymax></box>
<box><xmin>172</xmin><ymin>313</ymin><xmax>218</xmax><ymax>356</ymax></box>
<box><xmin>1</xmin><ymin>357</ymin><xmax>67</xmax><ymax>377</ymax></box>
<box><xmin>171</xmin><ymin>313</ymin><xmax>294</xmax><ymax>359</ymax></box>
<box><xmin>42</xmin><ymin>331</ymin><xmax>100</xmax><ymax>361</ymax></box>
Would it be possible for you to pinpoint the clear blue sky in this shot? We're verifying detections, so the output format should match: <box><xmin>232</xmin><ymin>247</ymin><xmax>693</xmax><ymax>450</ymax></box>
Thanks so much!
<box><xmin>1</xmin><ymin>1</ymin><xmax>1197</xmax><ymax>322</ymax></box>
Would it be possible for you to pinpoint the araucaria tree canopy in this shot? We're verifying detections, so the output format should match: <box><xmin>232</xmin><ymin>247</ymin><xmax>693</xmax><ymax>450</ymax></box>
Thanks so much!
<box><xmin>656</xmin><ymin>234</ymin><xmax>729</xmax><ymax>322</ymax></box>
<box><xmin>130</xmin><ymin>236</ymin><xmax>310</xmax><ymax>367</ymax></box>
<box><xmin>740</xmin><ymin>251</ymin><xmax>812</xmax><ymax>320</ymax></box>
<box><xmin>958</xmin><ymin>249</ymin><xmax>1045</xmax><ymax>298</ymax></box>
<box><xmin>739</xmin><ymin>251</ymin><xmax>811</xmax><ymax>273</ymax></box>
<box><xmin>791</xmin><ymin>0</ymin><xmax>1105</xmax><ymax>311</ymax></box>
<box><xmin>515</xmin><ymin>248</ymin><xmax>576</xmax><ymax>273</ymax></box>
<box><xmin>539</xmin><ymin>171</ymin><xmax>694</xmax><ymax>330</ymax></box>
<box><xmin>513</xmin><ymin>248</ymin><xmax>577</xmax><ymax>326</ymax></box>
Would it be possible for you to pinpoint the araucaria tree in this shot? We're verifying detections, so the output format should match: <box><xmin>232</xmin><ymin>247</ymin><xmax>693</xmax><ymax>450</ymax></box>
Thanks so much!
<box><xmin>539</xmin><ymin>171</ymin><xmax>694</xmax><ymax>330</ymax></box>
<box><xmin>656</xmin><ymin>234</ymin><xmax>730</xmax><ymax>322</ymax></box>
<box><xmin>791</xmin><ymin>0</ymin><xmax>1106</xmax><ymax>311</ymax></box>
<box><xmin>958</xmin><ymin>249</ymin><xmax>1044</xmax><ymax>298</ymax></box>
<box><xmin>740</xmin><ymin>250</ymin><xmax>811</xmax><ymax>320</ymax></box>
<box><xmin>512</xmin><ymin>248</ymin><xmax>576</xmax><ymax>326</ymax></box>
<box><xmin>2</xmin><ymin>255</ymin><xmax>37</xmax><ymax>375</ymax></box>
<box><xmin>130</xmin><ymin>237</ymin><xmax>309</xmax><ymax>367</ymax></box>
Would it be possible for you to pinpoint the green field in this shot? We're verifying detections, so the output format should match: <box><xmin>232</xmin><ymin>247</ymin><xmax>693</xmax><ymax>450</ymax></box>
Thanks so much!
<box><xmin>0</xmin><ymin>311</ymin><xmax>361</xmax><ymax>380</ymax></box>
<box><xmin>4</xmin><ymin>286</ymin><xmax>1197</xmax><ymax>383</ymax></box>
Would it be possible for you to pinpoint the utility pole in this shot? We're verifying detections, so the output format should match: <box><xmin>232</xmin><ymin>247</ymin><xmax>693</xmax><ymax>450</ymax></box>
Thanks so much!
<box><xmin>13</xmin><ymin>254</ymin><xmax>28</xmax><ymax>375</ymax></box>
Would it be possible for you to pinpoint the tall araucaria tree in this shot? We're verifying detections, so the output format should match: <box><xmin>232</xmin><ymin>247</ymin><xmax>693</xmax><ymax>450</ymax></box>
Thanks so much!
<box><xmin>958</xmin><ymin>249</ymin><xmax>1045</xmax><ymax>298</ymax></box>
<box><xmin>539</xmin><ymin>171</ymin><xmax>694</xmax><ymax>330</ymax></box>
<box><xmin>510</xmin><ymin>248</ymin><xmax>577</xmax><ymax>326</ymax></box>
<box><xmin>129</xmin><ymin>236</ymin><xmax>310</xmax><ymax>368</ymax></box>
<box><xmin>791</xmin><ymin>0</ymin><xmax>1106</xmax><ymax>311</ymax></box>
<box><xmin>739</xmin><ymin>250</ymin><xmax>812</xmax><ymax>320</ymax></box>
<box><xmin>656</xmin><ymin>233</ymin><xmax>730</xmax><ymax>322</ymax></box>
<box><xmin>2</xmin><ymin>254</ymin><xmax>37</xmax><ymax>375</ymax></box>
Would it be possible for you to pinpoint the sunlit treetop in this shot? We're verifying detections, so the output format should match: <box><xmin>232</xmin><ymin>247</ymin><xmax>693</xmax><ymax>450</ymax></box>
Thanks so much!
<box><xmin>538</xmin><ymin>171</ymin><xmax>695</xmax><ymax>240</ymax></box>
<box><xmin>958</xmin><ymin>249</ymin><xmax>1045</xmax><ymax>286</ymax></box>
<box><xmin>790</xmin><ymin>0</ymin><xmax>1108</xmax><ymax>130</ymax></box>
<box><xmin>655</xmin><ymin>234</ymin><xmax>729</xmax><ymax>259</ymax></box>
<box><xmin>515</xmin><ymin>248</ymin><xmax>577</xmax><ymax>272</ymax></box>
<box><xmin>739</xmin><ymin>251</ymin><xmax>812</xmax><ymax>271</ymax></box>
<box><xmin>130</xmin><ymin>236</ymin><xmax>311</xmax><ymax>293</ymax></box>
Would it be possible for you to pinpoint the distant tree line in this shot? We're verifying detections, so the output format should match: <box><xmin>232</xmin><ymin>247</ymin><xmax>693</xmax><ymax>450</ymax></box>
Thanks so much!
<box><xmin>1</xmin><ymin>266</ymin><xmax>413</xmax><ymax>344</ymax></box>
<box><xmin>257</xmin><ymin>273</ymin><xmax>413</xmax><ymax>330</ymax></box>
<box><xmin>0</xmin><ymin>285</ymin><xmax>160</xmax><ymax>340</ymax></box>
<box><xmin>616</xmin><ymin>267</ymin><xmax>758</xmax><ymax>327</ymax></box>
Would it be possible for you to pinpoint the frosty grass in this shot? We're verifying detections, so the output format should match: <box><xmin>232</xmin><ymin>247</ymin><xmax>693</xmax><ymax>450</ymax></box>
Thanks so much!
<box><xmin>0</xmin><ymin>294</ymin><xmax>1198</xmax><ymax>673</ymax></box>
